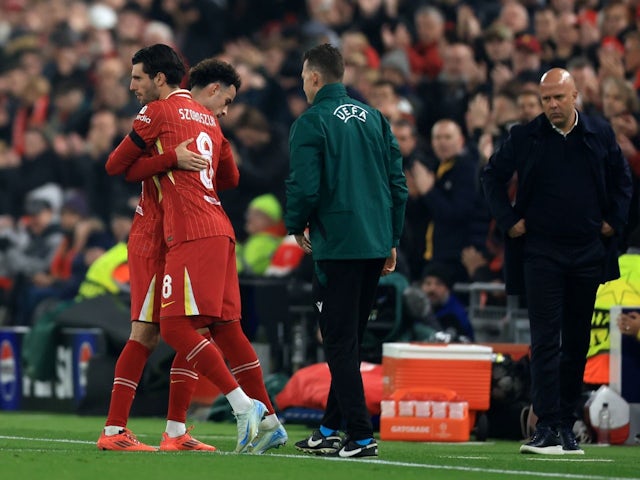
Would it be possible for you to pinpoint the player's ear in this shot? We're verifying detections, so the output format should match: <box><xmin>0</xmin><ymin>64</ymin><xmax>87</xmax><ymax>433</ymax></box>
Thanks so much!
<box><xmin>154</xmin><ymin>72</ymin><xmax>166</xmax><ymax>86</ymax></box>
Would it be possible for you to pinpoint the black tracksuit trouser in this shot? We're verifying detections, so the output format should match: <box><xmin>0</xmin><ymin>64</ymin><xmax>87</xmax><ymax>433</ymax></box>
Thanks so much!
<box><xmin>313</xmin><ymin>257</ymin><xmax>385</xmax><ymax>441</ymax></box>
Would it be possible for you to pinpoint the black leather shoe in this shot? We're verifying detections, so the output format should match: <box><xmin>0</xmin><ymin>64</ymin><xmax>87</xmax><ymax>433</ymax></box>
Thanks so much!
<box><xmin>332</xmin><ymin>439</ymin><xmax>378</xmax><ymax>458</ymax></box>
<box><xmin>295</xmin><ymin>429</ymin><xmax>342</xmax><ymax>455</ymax></box>
<box><xmin>520</xmin><ymin>426</ymin><xmax>563</xmax><ymax>454</ymax></box>
<box><xmin>558</xmin><ymin>426</ymin><xmax>584</xmax><ymax>455</ymax></box>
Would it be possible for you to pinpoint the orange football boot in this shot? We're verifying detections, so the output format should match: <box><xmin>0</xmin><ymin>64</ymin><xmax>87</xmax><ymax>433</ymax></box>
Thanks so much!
<box><xmin>97</xmin><ymin>428</ymin><xmax>157</xmax><ymax>451</ymax></box>
<box><xmin>159</xmin><ymin>426</ymin><xmax>217</xmax><ymax>451</ymax></box>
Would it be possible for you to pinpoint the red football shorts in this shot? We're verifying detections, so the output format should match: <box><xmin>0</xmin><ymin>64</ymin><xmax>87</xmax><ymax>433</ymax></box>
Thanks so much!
<box><xmin>160</xmin><ymin>236</ymin><xmax>241</xmax><ymax>323</ymax></box>
<box><xmin>128</xmin><ymin>251</ymin><xmax>165</xmax><ymax>323</ymax></box>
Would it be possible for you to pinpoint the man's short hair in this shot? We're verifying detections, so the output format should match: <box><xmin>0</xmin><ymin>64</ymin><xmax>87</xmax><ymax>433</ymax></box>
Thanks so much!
<box><xmin>303</xmin><ymin>43</ymin><xmax>344</xmax><ymax>83</ymax></box>
<box><xmin>131</xmin><ymin>43</ymin><xmax>185</xmax><ymax>86</ymax></box>
<box><xmin>188</xmin><ymin>58</ymin><xmax>241</xmax><ymax>91</ymax></box>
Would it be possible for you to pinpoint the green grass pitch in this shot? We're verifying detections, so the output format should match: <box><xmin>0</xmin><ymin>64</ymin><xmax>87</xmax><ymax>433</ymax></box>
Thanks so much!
<box><xmin>1</xmin><ymin>411</ymin><xmax>639</xmax><ymax>480</ymax></box>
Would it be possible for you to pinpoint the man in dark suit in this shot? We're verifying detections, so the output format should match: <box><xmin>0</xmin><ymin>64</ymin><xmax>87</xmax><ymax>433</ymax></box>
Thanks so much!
<box><xmin>481</xmin><ymin>68</ymin><xmax>633</xmax><ymax>455</ymax></box>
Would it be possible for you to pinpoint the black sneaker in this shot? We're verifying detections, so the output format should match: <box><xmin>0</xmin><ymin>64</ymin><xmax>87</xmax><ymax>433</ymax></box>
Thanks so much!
<box><xmin>295</xmin><ymin>429</ymin><xmax>342</xmax><ymax>455</ymax></box>
<box><xmin>519</xmin><ymin>425</ymin><xmax>563</xmax><ymax>454</ymax></box>
<box><xmin>333</xmin><ymin>439</ymin><xmax>378</xmax><ymax>459</ymax></box>
<box><xmin>558</xmin><ymin>426</ymin><xmax>584</xmax><ymax>455</ymax></box>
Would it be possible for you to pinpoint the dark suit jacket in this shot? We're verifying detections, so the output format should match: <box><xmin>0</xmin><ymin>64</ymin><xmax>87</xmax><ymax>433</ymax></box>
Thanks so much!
<box><xmin>481</xmin><ymin>113</ymin><xmax>633</xmax><ymax>294</ymax></box>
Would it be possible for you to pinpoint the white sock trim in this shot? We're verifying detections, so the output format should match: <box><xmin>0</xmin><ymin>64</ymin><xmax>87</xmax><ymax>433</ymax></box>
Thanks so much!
<box><xmin>165</xmin><ymin>420</ymin><xmax>186</xmax><ymax>437</ymax></box>
<box><xmin>226</xmin><ymin>387</ymin><xmax>252</xmax><ymax>413</ymax></box>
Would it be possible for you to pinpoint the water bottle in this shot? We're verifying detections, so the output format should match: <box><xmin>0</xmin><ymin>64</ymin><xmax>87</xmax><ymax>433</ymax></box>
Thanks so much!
<box><xmin>597</xmin><ymin>402</ymin><xmax>611</xmax><ymax>445</ymax></box>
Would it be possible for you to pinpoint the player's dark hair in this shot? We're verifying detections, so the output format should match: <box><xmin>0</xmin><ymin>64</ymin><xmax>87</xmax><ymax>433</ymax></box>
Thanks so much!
<box><xmin>131</xmin><ymin>43</ymin><xmax>186</xmax><ymax>86</ymax></box>
<box><xmin>303</xmin><ymin>43</ymin><xmax>344</xmax><ymax>83</ymax></box>
<box><xmin>188</xmin><ymin>59</ymin><xmax>241</xmax><ymax>91</ymax></box>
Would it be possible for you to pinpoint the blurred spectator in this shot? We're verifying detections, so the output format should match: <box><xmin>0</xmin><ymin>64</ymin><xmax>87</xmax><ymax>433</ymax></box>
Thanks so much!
<box><xmin>237</xmin><ymin>193</ymin><xmax>287</xmax><ymax>277</ymax></box>
<box><xmin>42</xmin><ymin>23</ymin><xmax>89</xmax><ymax>91</ymax></box>
<box><xmin>14</xmin><ymin>193</ymin><xmax>109</xmax><ymax>325</ymax></box>
<box><xmin>91</xmin><ymin>55</ymin><xmax>139</xmax><ymax>115</ymax></box>
<box><xmin>597</xmin><ymin>34</ymin><xmax>627</xmax><ymax>84</ymax></box>
<box><xmin>420</xmin><ymin>262</ymin><xmax>474</xmax><ymax>341</ymax></box>
<box><xmin>351</xmin><ymin>0</ymin><xmax>394</xmax><ymax>55</ymax></box>
<box><xmin>567</xmin><ymin>56</ymin><xmax>601</xmax><ymax>115</ymax></box>
<box><xmin>221</xmin><ymin>106</ymin><xmax>289</xmax><ymax>242</ymax></box>
<box><xmin>228</xmin><ymin>53</ymin><xmax>290</xmax><ymax>129</ymax></box>
<box><xmin>416</xmin><ymin>42</ymin><xmax>488</xmax><ymax>137</ymax></box>
<box><xmin>576</xmin><ymin>7</ymin><xmax>600</xmax><ymax>53</ymax></box>
<box><xmin>533</xmin><ymin>6</ymin><xmax>557</xmax><ymax>66</ymax></box>
<box><xmin>454</xmin><ymin>3</ymin><xmax>483</xmax><ymax>46</ymax></box>
<box><xmin>7</xmin><ymin>127</ymin><xmax>65</xmax><ymax>218</ymax></box>
<box><xmin>299</xmin><ymin>0</ymin><xmax>346</xmax><ymax>48</ymax></box>
<box><xmin>405</xmin><ymin>5</ymin><xmax>445</xmax><ymax>81</ymax></box>
<box><xmin>623</xmin><ymin>30</ymin><xmax>640</xmax><ymax>91</ymax></box>
<box><xmin>379</xmin><ymin>48</ymin><xmax>410</xmax><ymax>88</ymax></box>
<box><xmin>467</xmin><ymin>88</ymin><xmax>520</xmax><ymax>262</ymax></box>
<box><xmin>76</xmin><ymin>205</ymin><xmax>134</xmax><ymax>300</ymax></box>
<box><xmin>549</xmin><ymin>12</ymin><xmax>582</xmax><ymax>69</ymax></box>
<box><xmin>74</xmin><ymin>108</ymin><xmax>139</xmax><ymax>225</ymax></box>
<box><xmin>496</xmin><ymin>0</ymin><xmax>530</xmax><ymax>38</ymax></box>
<box><xmin>368</xmin><ymin>78</ymin><xmax>414</xmax><ymax>124</ymax></box>
<box><xmin>114</xmin><ymin>2</ymin><xmax>147</xmax><ymax>43</ymax></box>
<box><xmin>162</xmin><ymin>0</ymin><xmax>228</xmax><ymax>65</ymax></box>
<box><xmin>142</xmin><ymin>21</ymin><xmax>176</xmax><ymax>50</ymax></box>
<box><xmin>601</xmin><ymin>0</ymin><xmax>634</xmax><ymax>41</ymax></box>
<box><xmin>340</xmin><ymin>29</ymin><xmax>380</xmax><ymax>70</ymax></box>
<box><xmin>2</xmin><ymin>197</ymin><xmax>62</xmax><ymax>325</ymax></box>
<box><xmin>495</xmin><ymin>85</ymin><xmax>521</xmax><ymax>129</ymax></box>
<box><xmin>392</xmin><ymin>118</ymin><xmax>433</xmax><ymax>283</ymax></box>
<box><xmin>512</xmin><ymin>33</ymin><xmax>545</xmax><ymax>79</ymax></box>
<box><xmin>406</xmin><ymin>119</ymin><xmax>478</xmax><ymax>285</ymax></box>
<box><xmin>600</xmin><ymin>75</ymin><xmax>640</xmax><ymax>244</ymax></box>
<box><xmin>11</xmin><ymin>74</ymin><xmax>50</xmax><ymax>156</ymax></box>
<box><xmin>341</xmin><ymin>49</ymin><xmax>378</xmax><ymax>102</ymax></box>
<box><xmin>0</xmin><ymin>141</ymin><xmax>20</xmax><ymax>214</ymax></box>
<box><xmin>264</xmin><ymin>233</ymin><xmax>310</xmax><ymax>280</ymax></box>
<box><xmin>601</xmin><ymin>75</ymin><xmax>639</xmax><ymax>122</ymax></box>
<box><xmin>516</xmin><ymin>88</ymin><xmax>543</xmax><ymax>124</ymax></box>
<box><xmin>480</xmin><ymin>22</ymin><xmax>514</xmax><ymax>74</ymax></box>
<box><xmin>47</xmin><ymin>79</ymin><xmax>92</xmax><ymax>139</ymax></box>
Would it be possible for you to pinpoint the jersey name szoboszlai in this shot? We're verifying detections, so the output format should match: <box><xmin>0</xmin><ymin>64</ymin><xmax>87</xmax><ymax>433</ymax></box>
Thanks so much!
<box><xmin>136</xmin><ymin>106</ymin><xmax>217</xmax><ymax>127</ymax></box>
<box><xmin>178</xmin><ymin>108</ymin><xmax>217</xmax><ymax>127</ymax></box>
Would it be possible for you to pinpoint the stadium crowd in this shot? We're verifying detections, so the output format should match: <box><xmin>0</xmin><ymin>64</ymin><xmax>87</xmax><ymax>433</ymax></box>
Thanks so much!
<box><xmin>0</xmin><ymin>0</ymin><xmax>639</xmax><ymax>330</ymax></box>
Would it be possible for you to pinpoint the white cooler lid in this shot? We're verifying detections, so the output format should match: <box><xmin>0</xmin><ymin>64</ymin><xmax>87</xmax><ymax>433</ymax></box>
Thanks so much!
<box><xmin>382</xmin><ymin>342</ymin><xmax>493</xmax><ymax>360</ymax></box>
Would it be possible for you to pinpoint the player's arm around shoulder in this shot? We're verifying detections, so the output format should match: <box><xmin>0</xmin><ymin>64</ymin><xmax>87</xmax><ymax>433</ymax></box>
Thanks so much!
<box><xmin>105</xmin><ymin>101</ymin><xmax>165</xmax><ymax>176</ymax></box>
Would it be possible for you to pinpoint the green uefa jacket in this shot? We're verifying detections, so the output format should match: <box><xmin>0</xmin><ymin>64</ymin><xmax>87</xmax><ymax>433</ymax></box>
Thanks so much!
<box><xmin>285</xmin><ymin>83</ymin><xmax>408</xmax><ymax>260</ymax></box>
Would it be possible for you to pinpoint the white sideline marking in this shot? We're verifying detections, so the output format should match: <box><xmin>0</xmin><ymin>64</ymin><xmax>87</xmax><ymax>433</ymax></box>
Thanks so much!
<box><xmin>265</xmin><ymin>454</ymin><xmax>632</xmax><ymax>479</ymax></box>
<box><xmin>442</xmin><ymin>455</ymin><xmax>490</xmax><ymax>460</ymax></box>
<box><xmin>0</xmin><ymin>435</ymin><xmax>95</xmax><ymax>445</ymax></box>
<box><xmin>528</xmin><ymin>458</ymin><xmax>613</xmax><ymax>463</ymax></box>
<box><xmin>0</xmin><ymin>435</ymin><xmax>631</xmax><ymax>480</ymax></box>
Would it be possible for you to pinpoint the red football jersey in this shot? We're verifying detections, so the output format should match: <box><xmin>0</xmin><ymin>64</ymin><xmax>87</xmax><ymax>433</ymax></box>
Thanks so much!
<box><xmin>106</xmin><ymin>141</ymin><xmax>163</xmax><ymax>258</ymax></box>
<box><xmin>127</xmin><ymin>177</ymin><xmax>164</xmax><ymax>258</ymax></box>
<box><xmin>131</xmin><ymin>89</ymin><xmax>237</xmax><ymax>245</ymax></box>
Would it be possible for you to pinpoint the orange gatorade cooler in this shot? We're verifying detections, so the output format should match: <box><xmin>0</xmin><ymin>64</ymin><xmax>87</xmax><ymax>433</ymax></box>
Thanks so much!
<box><xmin>380</xmin><ymin>343</ymin><xmax>493</xmax><ymax>442</ymax></box>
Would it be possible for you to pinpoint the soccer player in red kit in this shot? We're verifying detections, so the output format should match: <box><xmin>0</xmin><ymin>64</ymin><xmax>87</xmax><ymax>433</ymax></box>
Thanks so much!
<box><xmin>98</xmin><ymin>45</ymin><xmax>266</xmax><ymax>454</ymax></box>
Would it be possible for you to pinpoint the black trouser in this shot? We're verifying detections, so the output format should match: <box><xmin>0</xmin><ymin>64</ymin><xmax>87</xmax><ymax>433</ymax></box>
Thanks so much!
<box><xmin>313</xmin><ymin>258</ymin><xmax>385</xmax><ymax>441</ymax></box>
<box><xmin>523</xmin><ymin>250</ymin><xmax>602</xmax><ymax>429</ymax></box>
